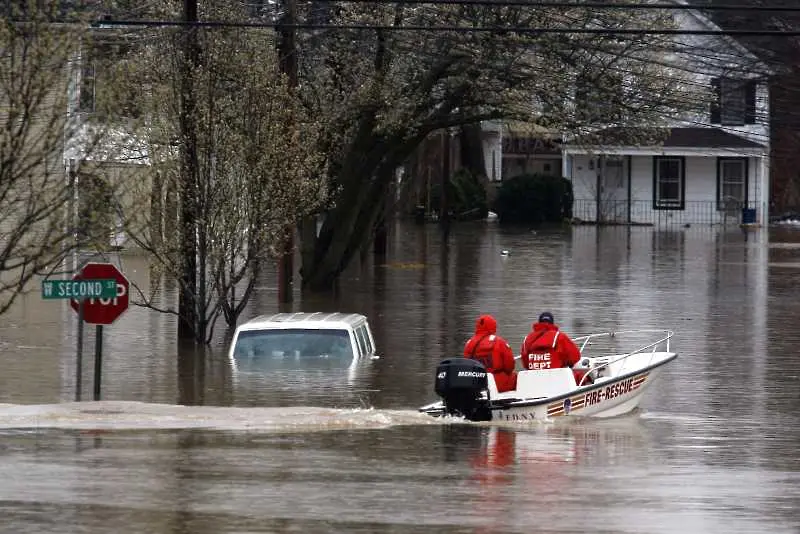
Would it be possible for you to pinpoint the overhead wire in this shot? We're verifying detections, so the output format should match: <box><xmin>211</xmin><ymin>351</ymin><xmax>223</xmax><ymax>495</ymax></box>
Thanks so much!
<box><xmin>89</xmin><ymin>19</ymin><xmax>800</xmax><ymax>36</ymax></box>
<box><xmin>324</xmin><ymin>0</ymin><xmax>800</xmax><ymax>11</ymax></box>
<box><xmin>73</xmin><ymin>1</ymin><xmax>793</xmax><ymax>143</ymax></box>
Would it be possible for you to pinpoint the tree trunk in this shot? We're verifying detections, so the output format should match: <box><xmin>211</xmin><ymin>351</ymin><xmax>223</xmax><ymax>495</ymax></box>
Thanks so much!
<box><xmin>301</xmin><ymin>134</ymin><xmax>426</xmax><ymax>292</ymax></box>
<box><xmin>459</xmin><ymin>124</ymin><xmax>487</xmax><ymax>180</ymax></box>
<box><xmin>440</xmin><ymin>129</ymin><xmax>450</xmax><ymax>233</ymax></box>
<box><xmin>277</xmin><ymin>0</ymin><xmax>299</xmax><ymax>304</ymax></box>
<box><xmin>149</xmin><ymin>170</ymin><xmax>163</xmax><ymax>250</ymax></box>
<box><xmin>178</xmin><ymin>0</ymin><xmax>200</xmax><ymax>341</ymax></box>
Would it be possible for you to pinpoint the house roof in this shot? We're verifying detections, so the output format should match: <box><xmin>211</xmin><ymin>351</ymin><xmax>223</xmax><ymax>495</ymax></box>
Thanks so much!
<box><xmin>564</xmin><ymin>127</ymin><xmax>765</xmax><ymax>150</ymax></box>
<box><xmin>661</xmin><ymin>127</ymin><xmax>764</xmax><ymax>149</ymax></box>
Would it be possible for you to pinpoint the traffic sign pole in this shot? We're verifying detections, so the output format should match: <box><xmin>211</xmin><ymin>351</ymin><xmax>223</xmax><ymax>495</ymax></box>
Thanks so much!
<box><xmin>42</xmin><ymin>262</ymin><xmax>131</xmax><ymax>402</ymax></box>
<box><xmin>75</xmin><ymin>300</ymin><xmax>84</xmax><ymax>402</ymax></box>
<box><xmin>93</xmin><ymin>325</ymin><xmax>103</xmax><ymax>401</ymax></box>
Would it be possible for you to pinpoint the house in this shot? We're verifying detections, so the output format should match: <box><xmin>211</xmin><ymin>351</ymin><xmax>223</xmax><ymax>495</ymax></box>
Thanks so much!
<box><xmin>64</xmin><ymin>25</ymin><xmax>153</xmax><ymax>250</ymax></box>
<box><xmin>560</xmin><ymin>7</ymin><xmax>772</xmax><ymax>227</ymax></box>
<box><xmin>491</xmin><ymin>4</ymin><xmax>773</xmax><ymax>227</ymax></box>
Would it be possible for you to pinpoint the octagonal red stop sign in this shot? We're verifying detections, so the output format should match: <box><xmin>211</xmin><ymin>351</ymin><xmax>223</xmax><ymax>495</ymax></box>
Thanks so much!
<box><xmin>69</xmin><ymin>262</ymin><xmax>130</xmax><ymax>325</ymax></box>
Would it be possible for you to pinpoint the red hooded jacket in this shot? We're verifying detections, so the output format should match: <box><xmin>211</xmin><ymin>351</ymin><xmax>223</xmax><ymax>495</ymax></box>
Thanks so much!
<box><xmin>521</xmin><ymin>322</ymin><xmax>581</xmax><ymax>372</ymax></box>
<box><xmin>464</xmin><ymin>315</ymin><xmax>517</xmax><ymax>393</ymax></box>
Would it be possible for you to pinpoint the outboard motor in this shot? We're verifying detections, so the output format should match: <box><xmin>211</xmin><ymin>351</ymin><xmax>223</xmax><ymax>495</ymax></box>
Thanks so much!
<box><xmin>434</xmin><ymin>358</ymin><xmax>492</xmax><ymax>421</ymax></box>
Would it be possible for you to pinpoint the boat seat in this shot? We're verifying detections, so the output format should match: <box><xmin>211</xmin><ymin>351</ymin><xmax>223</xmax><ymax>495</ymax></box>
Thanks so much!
<box><xmin>515</xmin><ymin>368</ymin><xmax>577</xmax><ymax>399</ymax></box>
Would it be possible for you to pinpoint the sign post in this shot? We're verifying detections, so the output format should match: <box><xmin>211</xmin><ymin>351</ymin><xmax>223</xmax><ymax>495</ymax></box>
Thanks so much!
<box><xmin>42</xmin><ymin>276</ymin><xmax>118</xmax><ymax>401</ymax></box>
<box><xmin>68</xmin><ymin>262</ymin><xmax>130</xmax><ymax>401</ymax></box>
<box><xmin>41</xmin><ymin>262</ymin><xmax>130</xmax><ymax>401</ymax></box>
<box><xmin>75</xmin><ymin>300</ymin><xmax>84</xmax><ymax>401</ymax></box>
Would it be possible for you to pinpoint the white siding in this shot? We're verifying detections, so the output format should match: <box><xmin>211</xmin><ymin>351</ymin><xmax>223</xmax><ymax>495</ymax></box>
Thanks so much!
<box><xmin>684</xmin><ymin>157</ymin><xmax>716</xmax><ymax>202</ymax></box>
<box><xmin>630</xmin><ymin>156</ymin><xmax>652</xmax><ymax>202</ymax></box>
<box><xmin>571</xmin><ymin>155</ymin><xmax>764</xmax><ymax>226</ymax></box>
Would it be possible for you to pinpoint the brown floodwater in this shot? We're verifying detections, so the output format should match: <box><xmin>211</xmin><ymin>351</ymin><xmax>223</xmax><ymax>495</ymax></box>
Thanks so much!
<box><xmin>0</xmin><ymin>221</ymin><xmax>799</xmax><ymax>533</ymax></box>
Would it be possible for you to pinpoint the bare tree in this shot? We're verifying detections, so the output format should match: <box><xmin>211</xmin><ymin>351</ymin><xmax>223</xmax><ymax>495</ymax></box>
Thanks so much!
<box><xmin>0</xmin><ymin>2</ymin><xmax>120</xmax><ymax>314</ymax></box>
<box><xmin>117</xmin><ymin>3</ymin><xmax>327</xmax><ymax>344</ymax></box>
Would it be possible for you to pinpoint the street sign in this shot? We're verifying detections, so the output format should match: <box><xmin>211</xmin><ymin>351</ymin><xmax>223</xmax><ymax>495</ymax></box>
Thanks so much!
<box><xmin>69</xmin><ymin>262</ymin><xmax>130</xmax><ymax>325</ymax></box>
<box><xmin>42</xmin><ymin>279</ymin><xmax>117</xmax><ymax>300</ymax></box>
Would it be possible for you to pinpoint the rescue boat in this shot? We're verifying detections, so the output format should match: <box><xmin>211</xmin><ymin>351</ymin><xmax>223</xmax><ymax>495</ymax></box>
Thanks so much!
<box><xmin>418</xmin><ymin>329</ymin><xmax>677</xmax><ymax>422</ymax></box>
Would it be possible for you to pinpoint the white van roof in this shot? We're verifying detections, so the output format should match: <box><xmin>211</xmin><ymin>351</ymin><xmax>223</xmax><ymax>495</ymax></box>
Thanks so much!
<box><xmin>236</xmin><ymin>312</ymin><xmax>368</xmax><ymax>332</ymax></box>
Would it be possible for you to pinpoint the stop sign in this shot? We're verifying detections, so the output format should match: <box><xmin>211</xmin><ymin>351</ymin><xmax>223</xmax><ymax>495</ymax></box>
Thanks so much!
<box><xmin>70</xmin><ymin>262</ymin><xmax>130</xmax><ymax>325</ymax></box>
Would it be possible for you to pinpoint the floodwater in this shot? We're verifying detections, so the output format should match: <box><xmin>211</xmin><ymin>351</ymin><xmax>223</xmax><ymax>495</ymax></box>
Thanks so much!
<box><xmin>1</xmin><ymin>221</ymin><xmax>799</xmax><ymax>533</ymax></box>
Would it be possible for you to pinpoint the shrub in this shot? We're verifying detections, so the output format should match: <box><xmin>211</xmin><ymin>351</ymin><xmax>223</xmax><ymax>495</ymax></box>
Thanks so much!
<box><xmin>493</xmin><ymin>174</ymin><xmax>573</xmax><ymax>224</ymax></box>
<box><xmin>430</xmin><ymin>168</ymin><xmax>489</xmax><ymax>220</ymax></box>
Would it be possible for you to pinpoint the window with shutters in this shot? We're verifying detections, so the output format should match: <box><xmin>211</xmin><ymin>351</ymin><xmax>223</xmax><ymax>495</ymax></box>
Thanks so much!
<box><xmin>653</xmin><ymin>156</ymin><xmax>685</xmax><ymax>210</ymax></box>
<box><xmin>710</xmin><ymin>77</ymin><xmax>756</xmax><ymax>126</ymax></box>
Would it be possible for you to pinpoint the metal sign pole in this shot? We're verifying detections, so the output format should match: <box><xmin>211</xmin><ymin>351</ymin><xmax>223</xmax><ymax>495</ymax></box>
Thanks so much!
<box><xmin>75</xmin><ymin>299</ymin><xmax>85</xmax><ymax>401</ymax></box>
<box><xmin>93</xmin><ymin>325</ymin><xmax>103</xmax><ymax>401</ymax></box>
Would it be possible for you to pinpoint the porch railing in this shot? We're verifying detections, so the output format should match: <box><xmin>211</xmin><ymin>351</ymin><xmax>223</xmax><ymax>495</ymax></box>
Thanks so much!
<box><xmin>572</xmin><ymin>199</ymin><xmax>760</xmax><ymax>227</ymax></box>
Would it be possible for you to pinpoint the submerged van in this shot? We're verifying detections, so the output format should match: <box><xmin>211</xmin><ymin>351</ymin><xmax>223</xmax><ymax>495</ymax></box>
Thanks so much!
<box><xmin>228</xmin><ymin>312</ymin><xmax>377</xmax><ymax>363</ymax></box>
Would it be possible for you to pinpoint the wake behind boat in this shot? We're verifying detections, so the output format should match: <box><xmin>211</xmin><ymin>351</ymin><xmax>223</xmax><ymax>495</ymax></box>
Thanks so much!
<box><xmin>419</xmin><ymin>329</ymin><xmax>677</xmax><ymax>422</ymax></box>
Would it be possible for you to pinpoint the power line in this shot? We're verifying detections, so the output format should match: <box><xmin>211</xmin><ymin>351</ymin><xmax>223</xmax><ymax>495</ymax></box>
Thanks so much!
<box><xmin>91</xmin><ymin>19</ymin><xmax>800</xmax><ymax>35</ymax></box>
<box><xmin>335</xmin><ymin>0</ymin><xmax>800</xmax><ymax>12</ymax></box>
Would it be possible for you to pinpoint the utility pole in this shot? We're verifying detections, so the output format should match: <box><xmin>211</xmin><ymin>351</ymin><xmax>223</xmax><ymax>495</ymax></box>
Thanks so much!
<box><xmin>277</xmin><ymin>0</ymin><xmax>298</xmax><ymax>304</ymax></box>
<box><xmin>178</xmin><ymin>0</ymin><xmax>199</xmax><ymax>339</ymax></box>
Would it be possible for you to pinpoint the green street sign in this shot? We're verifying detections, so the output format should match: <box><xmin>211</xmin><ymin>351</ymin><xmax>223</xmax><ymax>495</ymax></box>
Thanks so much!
<box><xmin>41</xmin><ymin>279</ymin><xmax>118</xmax><ymax>300</ymax></box>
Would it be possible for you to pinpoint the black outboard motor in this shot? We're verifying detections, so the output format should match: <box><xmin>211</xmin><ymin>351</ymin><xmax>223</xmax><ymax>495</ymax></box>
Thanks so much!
<box><xmin>434</xmin><ymin>358</ymin><xmax>492</xmax><ymax>421</ymax></box>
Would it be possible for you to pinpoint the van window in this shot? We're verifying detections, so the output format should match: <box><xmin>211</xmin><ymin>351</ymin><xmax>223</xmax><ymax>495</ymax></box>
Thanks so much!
<box><xmin>232</xmin><ymin>329</ymin><xmax>353</xmax><ymax>359</ymax></box>
<box><xmin>354</xmin><ymin>326</ymin><xmax>368</xmax><ymax>356</ymax></box>
<box><xmin>363</xmin><ymin>326</ymin><xmax>374</xmax><ymax>354</ymax></box>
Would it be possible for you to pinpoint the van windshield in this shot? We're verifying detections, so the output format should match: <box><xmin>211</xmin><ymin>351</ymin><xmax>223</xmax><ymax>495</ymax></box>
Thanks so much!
<box><xmin>232</xmin><ymin>328</ymin><xmax>354</xmax><ymax>360</ymax></box>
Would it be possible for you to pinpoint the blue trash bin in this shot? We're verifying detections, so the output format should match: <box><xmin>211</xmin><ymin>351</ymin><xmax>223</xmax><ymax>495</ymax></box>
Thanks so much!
<box><xmin>741</xmin><ymin>208</ymin><xmax>756</xmax><ymax>224</ymax></box>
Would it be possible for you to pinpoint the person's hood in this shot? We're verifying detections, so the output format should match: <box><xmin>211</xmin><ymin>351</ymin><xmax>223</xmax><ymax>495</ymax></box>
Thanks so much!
<box><xmin>475</xmin><ymin>314</ymin><xmax>497</xmax><ymax>335</ymax></box>
<box><xmin>533</xmin><ymin>321</ymin><xmax>558</xmax><ymax>332</ymax></box>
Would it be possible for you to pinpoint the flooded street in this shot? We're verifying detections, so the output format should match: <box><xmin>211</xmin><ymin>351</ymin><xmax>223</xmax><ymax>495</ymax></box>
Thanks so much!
<box><xmin>1</xmin><ymin>222</ymin><xmax>799</xmax><ymax>533</ymax></box>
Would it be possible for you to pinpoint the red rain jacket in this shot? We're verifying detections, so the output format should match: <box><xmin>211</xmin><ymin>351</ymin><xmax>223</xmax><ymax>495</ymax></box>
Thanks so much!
<box><xmin>464</xmin><ymin>315</ymin><xmax>517</xmax><ymax>393</ymax></box>
<box><xmin>521</xmin><ymin>322</ymin><xmax>589</xmax><ymax>384</ymax></box>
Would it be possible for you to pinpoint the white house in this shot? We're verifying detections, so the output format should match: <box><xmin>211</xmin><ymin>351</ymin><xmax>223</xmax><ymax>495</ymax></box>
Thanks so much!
<box><xmin>561</xmin><ymin>7</ymin><xmax>772</xmax><ymax>227</ymax></box>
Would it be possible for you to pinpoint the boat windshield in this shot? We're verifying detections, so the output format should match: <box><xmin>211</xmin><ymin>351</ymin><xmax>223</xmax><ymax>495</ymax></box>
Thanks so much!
<box><xmin>232</xmin><ymin>328</ymin><xmax>354</xmax><ymax>360</ymax></box>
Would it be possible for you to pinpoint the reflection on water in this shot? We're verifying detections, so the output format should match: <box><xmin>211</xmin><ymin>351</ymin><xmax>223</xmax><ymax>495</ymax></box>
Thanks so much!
<box><xmin>1</xmin><ymin>223</ymin><xmax>800</xmax><ymax>533</ymax></box>
<box><xmin>2</xmin><ymin>419</ymin><xmax>797</xmax><ymax>534</ymax></box>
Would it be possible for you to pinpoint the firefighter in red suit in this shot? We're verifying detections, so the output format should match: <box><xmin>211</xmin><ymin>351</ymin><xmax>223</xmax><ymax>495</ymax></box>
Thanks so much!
<box><xmin>463</xmin><ymin>314</ymin><xmax>518</xmax><ymax>393</ymax></box>
<box><xmin>520</xmin><ymin>311</ymin><xmax>592</xmax><ymax>385</ymax></box>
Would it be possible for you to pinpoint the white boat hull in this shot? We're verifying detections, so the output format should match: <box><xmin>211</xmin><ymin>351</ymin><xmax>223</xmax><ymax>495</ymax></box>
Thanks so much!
<box><xmin>420</xmin><ymin>330</ymin><xmax>677</xmax><ymax>423</ymax></box>
<box><xmin>496</xmin><ymin>366</ymin><xmax>663</xmax><ymax>422</ymax></box>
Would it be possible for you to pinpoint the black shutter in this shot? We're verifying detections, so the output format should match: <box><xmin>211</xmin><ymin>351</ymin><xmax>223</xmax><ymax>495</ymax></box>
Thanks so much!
<box><xmin>744</xmin><ymin>80</ymin><xmax>757</xmax><ymax>124</ymax></box>
<box><xmin>710</xmin><ymin>77</ymin><xmax>721</xmax><ymax>125</ymax></box>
